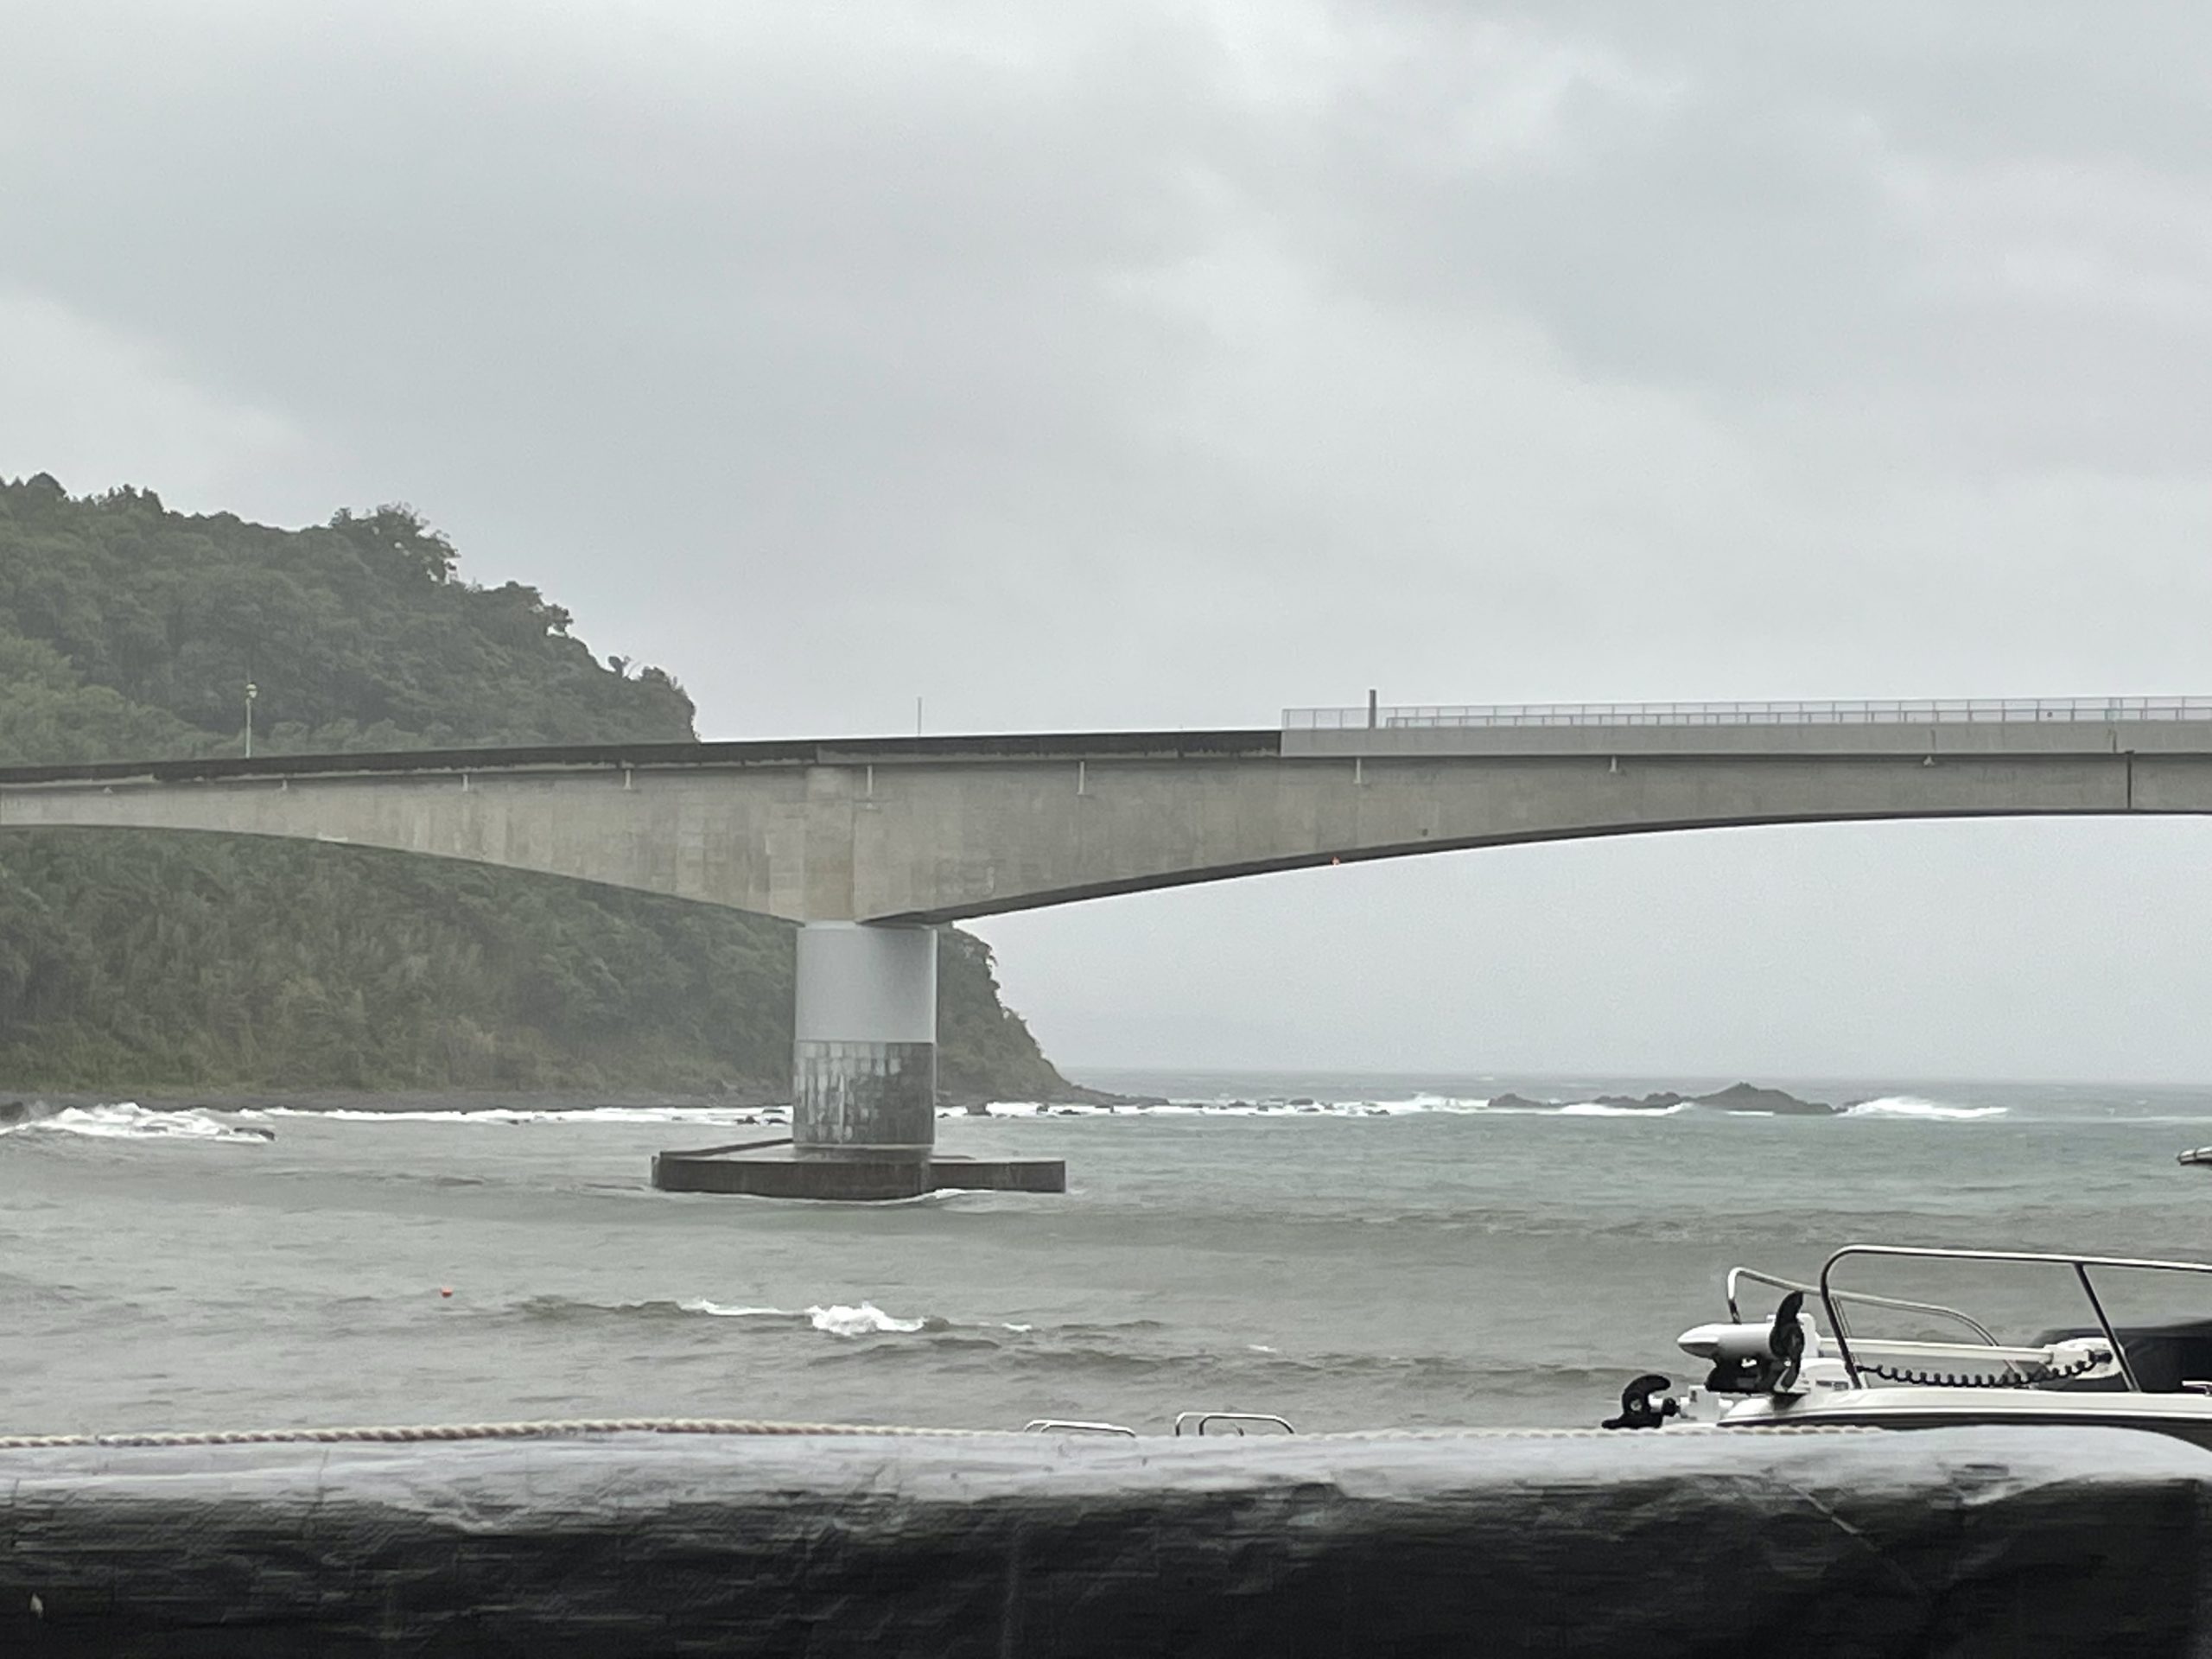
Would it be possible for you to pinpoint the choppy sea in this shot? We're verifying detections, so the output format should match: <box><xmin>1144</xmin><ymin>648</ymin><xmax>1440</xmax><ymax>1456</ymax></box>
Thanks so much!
<box><xmin>8</xmin><ymin>1071</ymin><xmax>2212</xmax><ymax>1438</ymax></box>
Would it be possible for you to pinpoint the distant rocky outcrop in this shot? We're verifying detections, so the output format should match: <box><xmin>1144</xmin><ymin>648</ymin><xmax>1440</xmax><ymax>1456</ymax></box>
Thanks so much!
<box><xmin>1487</xmin><ymin>1092</ymin><xmax>1564</xmax><ymax>1113</ymax></box>
<box><xmin>1694</xmin><ymin>1083</ymin><xmax>1835</xmax><ymax>1116</ymax></box>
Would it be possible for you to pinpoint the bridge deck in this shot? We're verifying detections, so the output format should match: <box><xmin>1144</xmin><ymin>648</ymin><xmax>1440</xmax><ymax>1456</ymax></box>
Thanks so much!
<box><xmin>10</xmin><ymin>713</ymin><xmax>2212</xmax><ymax>924</ymax></box>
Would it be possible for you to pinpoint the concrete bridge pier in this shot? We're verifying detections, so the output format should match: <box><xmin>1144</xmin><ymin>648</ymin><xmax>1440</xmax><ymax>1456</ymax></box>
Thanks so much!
<box><xmin>792</xmin><ymin>923</ymin><xmax>938</xmax><ymax>1162</ymax></box>
<box><xmin>652</xmin><ymin>924</ymin><xmax>1067</xmax><ymax>1200</ymax></box>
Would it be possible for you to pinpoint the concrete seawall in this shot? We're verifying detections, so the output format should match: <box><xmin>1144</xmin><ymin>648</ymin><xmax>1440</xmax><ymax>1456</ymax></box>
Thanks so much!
<box><xmin>3</xmin><ymin>1422</ymin><xmax>2206</xmax><ymax>1654</ymax></box>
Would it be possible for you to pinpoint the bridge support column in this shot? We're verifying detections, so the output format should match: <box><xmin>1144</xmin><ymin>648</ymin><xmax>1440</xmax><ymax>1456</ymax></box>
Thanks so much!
<box><xmin>651</xmin><ymin>923</ymin><xmax>1066</xmax><ymax>1200</ymax></box>
<box><xmin>792</xmin><ymin>922</ymin><xmax>938</xmax><ymax>1161</ymax></box>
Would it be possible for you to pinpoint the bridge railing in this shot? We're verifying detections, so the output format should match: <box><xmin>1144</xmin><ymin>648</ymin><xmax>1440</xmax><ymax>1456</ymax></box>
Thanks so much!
<box><xmin>1285</xmin><ymin>697</ymin><xmax>2212</xmax><ymax>730</ymax></box>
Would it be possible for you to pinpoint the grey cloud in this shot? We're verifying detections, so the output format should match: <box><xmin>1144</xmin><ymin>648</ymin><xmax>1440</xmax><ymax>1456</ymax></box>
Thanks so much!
<box><xmin>1271</xmin><ymin>3</ymin><xmax>2212</xmax><ymax>474</ymax></box>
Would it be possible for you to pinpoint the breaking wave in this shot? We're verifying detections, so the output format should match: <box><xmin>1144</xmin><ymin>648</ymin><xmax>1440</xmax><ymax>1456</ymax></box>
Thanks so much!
<box><xmin>682</xmin><ymin>1300</ymin><xmax>930</xmax><ymax>1337</ymax></box>
<box><xmin>954</xmin><ymin>1096</ymin><xmax>1491</xmax><ymax>1121</ymax></box>
<box><xmin>966</xmin><ymin>1094</ymin><xmax>2009</xmax><ymax>1122</ymax></box>
<box><xmin>457</xmin><ymin>1294</ymin><xmax>1688</xmax><ymax>1402</ymax></box>
<box><xmin>240</xmin><ymin>1104</ymin><xmax>789</xmax><ymax>1127</ymax></box>
<box><xmin>0</xmin><ymin>1103</ymin><xmax>273</xmax><ymax>1143</ymax></box>
<box><xmin>1841</xmin><ymin>1096</ymin><xmax>2008</xmax><ymax>1121</ymax></box>
<box><xmin>28</xmin><ymin>1095</ymin><xmax>2010</xmax><ymax>1138</ymax></box>
<box><xmin>963</xmin><ymin>1096</ymin><xmax>1701</xmax><ymax>1121</ymax></box>
<box><xmin>524</xmin><ymin>1294</ymin><xmax>1044</xmax><ymax>1341</ymax></box>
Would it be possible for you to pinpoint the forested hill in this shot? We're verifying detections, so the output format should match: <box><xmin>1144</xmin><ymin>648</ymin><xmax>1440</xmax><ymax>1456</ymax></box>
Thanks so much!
<box><xmin>0</xmin><ymin>474</ymin><xmax>1068</xmax><ymax>1098</ymax></box>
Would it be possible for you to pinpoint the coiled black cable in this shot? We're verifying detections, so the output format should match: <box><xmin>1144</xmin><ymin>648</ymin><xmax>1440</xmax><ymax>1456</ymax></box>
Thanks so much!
<box><xmin>1860</xmin><ymin>1351</ymin><xmax>2106</xmax><ymax>1389</ymax></box>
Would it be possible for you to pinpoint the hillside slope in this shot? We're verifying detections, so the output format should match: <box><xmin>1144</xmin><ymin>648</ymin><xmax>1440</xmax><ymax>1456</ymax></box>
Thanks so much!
<box><xmin>0</xmin><ymin>474</ymin><xmax>1066</xmax><ymax>1099</ymax></box>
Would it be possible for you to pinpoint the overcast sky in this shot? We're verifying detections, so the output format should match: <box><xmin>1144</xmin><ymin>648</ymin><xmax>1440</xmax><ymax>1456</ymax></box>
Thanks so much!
<box><xmin>9</xmin><ymin>3</ymin><xmax>2212</xmax><ymax>1083</ymax></box>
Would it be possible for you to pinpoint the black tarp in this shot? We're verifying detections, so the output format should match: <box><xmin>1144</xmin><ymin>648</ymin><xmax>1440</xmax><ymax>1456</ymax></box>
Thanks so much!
<box><xmin>3</xmin><ymin>1424</ymin><xmax>2211</xmax><ymax>1656</ymax></box>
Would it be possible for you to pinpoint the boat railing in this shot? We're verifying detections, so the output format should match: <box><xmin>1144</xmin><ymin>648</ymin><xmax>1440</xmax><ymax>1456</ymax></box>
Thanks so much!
<box><xmin>1171</xmin><ymin>1412</ymin><xmax>1295</xmax><ymax>1438</ymax></box>
<box><xmin>1726</xmin><ymin>1266</ymin><xmax>2003</xmax><ymax>1347</ymax></box>
<box><xmin>1020</xmin><ymin>1414</ymin><xmax>1296</xmax><ymax>1439</ymax></box>
<box><xmin>1817</xmin><ymin>1245</ymin><xmax>2212</xmax><ymax>1392</ymax></box>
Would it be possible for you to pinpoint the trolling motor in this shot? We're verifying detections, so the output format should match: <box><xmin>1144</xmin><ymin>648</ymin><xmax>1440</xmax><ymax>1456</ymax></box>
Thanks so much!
<box><xmin>1605</xmin><ymin>1294</ymin><xmax>1827</xmax><ymax>1426</ymax></box>
<box><xmin>1679</xmin><ymin>1291</ymin><xmax>1818</xmax><ymax>1395</ymax></box>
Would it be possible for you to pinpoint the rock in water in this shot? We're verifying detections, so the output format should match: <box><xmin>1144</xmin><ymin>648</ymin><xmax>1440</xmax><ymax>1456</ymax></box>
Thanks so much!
<box><xmin>1591</xmin><ymin>1093</ymin><xmax>1691</xmax><ymax>1112</ymax></box>
<box><xmin>1691</xmin><ymin>1083</ymin><xmax>1835</xmax><ymax>1116</ymax></box>
<box><xmin>1483</xmin><ymin>1092</ymin><xmax>1557</xmax><ymax>1112</ymax></box>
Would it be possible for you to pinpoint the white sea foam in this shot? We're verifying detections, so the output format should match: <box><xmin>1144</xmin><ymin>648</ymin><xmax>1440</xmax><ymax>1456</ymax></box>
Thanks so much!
<box><xmin>677</xmin><ymin>1298</ymin><xmax>927</xmax><ymax>1336</ymax></box>
<box><xmin>962</xmin><ymin>1095</ymin><xmax>1712</xmax><ymax>1120</ymax></box>
<box><xmin>1357</xmin><ymin>1094</ymin><xmax>1491</xmax><ymax>1116</ymax></box>
<box><xmin>241</xmin><ymin>1105</ymin><xmax>788</xmax><ymax>1127</ymax></box>
<box><xmin>963</xmin><ymin>1092</ymin><xmax>2008</xmax><ymax>1122</ymax></box>
<box><xmin>954</xmin><ymin>1096</ymin><xmax>1493</xmax><ymax>1120</ymax></box>
<box><xmin>2</xmin><ymin>1103</ymin><xmax>271</xmax><ymax>1143</ymax></box>
<box><xmin>1842</xmin><ymin>1096</ymin><xmax>2008</xmax><ymax>1121</ymax></box>
<box><xmin>678</xmin><ymin>1300</ymin><xmax>791</xmax><ymax>1319</ymax></box>
<box><xmin>809</xmin><ymin>1302</ymin><xmax>926</xmax><ymax>1336</ymax></box>
<box><xmin>204</xmin><ymin>1094</ymin><xmax>2007</xmax><ymax>1130</ymax></box>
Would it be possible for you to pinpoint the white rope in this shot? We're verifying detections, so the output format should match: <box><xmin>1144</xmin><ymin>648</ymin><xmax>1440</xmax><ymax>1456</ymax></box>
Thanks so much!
<box><xmin>0</xmin><ymin>1417</ymin><xmax>986</xmax><ymax>1449</ymax></box>
<box><xmin>0</xmin><ymin>1418</ymin><xmax>1881</xmax><ymax>1450</ymax></box>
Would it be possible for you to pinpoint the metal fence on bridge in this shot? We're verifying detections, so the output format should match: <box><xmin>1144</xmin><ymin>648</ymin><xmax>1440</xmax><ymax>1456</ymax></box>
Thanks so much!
<box><xmin>1285</xmin><ymin>698</ymin><xmax>2212</xmax><ymax>731</ymax></box>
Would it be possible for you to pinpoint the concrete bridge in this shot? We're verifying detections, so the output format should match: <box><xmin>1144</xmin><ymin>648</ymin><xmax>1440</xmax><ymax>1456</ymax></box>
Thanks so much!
<box><xmin>8</xmin><ymin>696</ymin><xmax>2212</xmax><ymax>1192</ymax></box>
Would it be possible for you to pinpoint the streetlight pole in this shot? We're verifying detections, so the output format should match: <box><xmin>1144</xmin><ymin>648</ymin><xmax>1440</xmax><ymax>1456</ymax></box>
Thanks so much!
<box><xmin>245</xmin><ymin>682</ymin><xmax>257</xmax><ymax>759</ymax></box>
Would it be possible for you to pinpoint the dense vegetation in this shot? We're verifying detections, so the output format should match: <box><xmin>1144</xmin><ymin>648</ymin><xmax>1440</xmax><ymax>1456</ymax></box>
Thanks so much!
<box><xmin>0</xmin><ymin>474</ymin><xmax>1066</xmax><ymax>1098</ymax></box>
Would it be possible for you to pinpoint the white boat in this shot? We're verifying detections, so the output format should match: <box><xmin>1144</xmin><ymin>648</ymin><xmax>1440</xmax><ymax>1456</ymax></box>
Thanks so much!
<box><xmin>1611</xmin><ymin>1245</ymin><xmax>2212</xmax><ymax>1446</ymax></box>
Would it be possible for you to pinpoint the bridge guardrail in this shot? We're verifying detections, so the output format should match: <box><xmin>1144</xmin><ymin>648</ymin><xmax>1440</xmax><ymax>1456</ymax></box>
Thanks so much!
<box><xmin>1285</xmin><ymin>698</ymin><xmax>2212</xmax><ymax>731</ymax></box>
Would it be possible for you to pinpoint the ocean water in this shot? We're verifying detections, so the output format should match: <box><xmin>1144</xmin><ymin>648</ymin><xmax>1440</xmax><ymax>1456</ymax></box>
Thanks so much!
<box><xmin>7</xmin><ymin>1073</ymin><xmax>2212</xmax><ymax>1439</ymax></box>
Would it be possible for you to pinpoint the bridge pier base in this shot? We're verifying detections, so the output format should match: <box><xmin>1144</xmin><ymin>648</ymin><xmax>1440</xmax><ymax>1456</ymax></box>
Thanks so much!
<box><xmin>652</xmin><ymin>923</ymin><xmax>1065</xmax><ymax>1200</ymax></box>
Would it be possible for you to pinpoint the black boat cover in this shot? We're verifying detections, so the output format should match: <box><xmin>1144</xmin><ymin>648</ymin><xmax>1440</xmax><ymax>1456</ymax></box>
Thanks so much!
<box><xmin>2040</xmin><ymin>1319</ymin><xmax>2212</xmax><ymax>1394</ymax></box>
<box><xmin>3</xmin><ymin>1423</ymin><xmax>2210</xmax><ymax>1656</ymax></box>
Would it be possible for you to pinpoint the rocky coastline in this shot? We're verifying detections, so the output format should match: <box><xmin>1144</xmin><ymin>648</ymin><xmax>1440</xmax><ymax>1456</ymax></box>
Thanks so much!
<box><xmin>2</xmin><ymin>1081</ymin><xmax>1855</xmax><ymax>1122</ymax></box>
